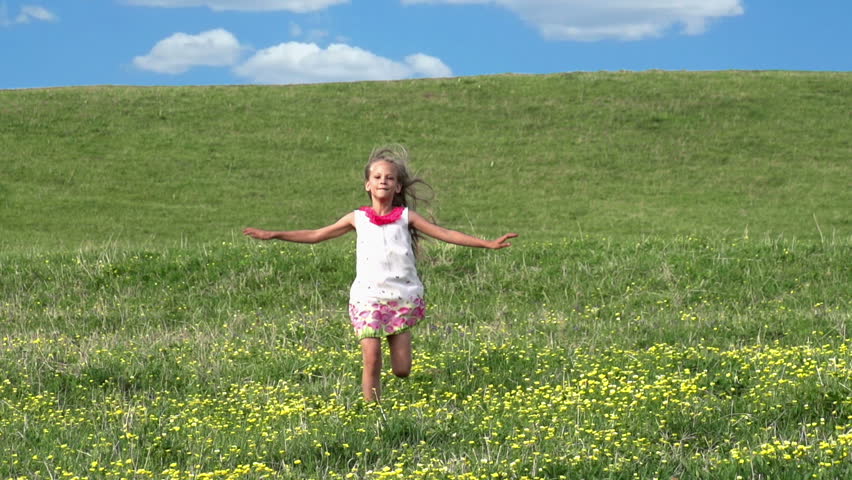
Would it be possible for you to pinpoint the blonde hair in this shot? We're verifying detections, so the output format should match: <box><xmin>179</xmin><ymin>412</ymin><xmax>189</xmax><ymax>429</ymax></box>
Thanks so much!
<box><xmin>364</xmin><ymin>145</ymin><xmax>432</xmax><ymax>252</ymax></box>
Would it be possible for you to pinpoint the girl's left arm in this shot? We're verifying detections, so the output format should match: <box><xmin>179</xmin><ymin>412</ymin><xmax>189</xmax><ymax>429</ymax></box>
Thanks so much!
<box><xmin>409</xmin><ymin>211</ymin><xmax>517</xmax><ymax>249</ymax></box>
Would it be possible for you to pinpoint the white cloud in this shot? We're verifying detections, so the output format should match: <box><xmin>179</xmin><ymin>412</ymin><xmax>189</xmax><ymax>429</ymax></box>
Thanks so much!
<box><xmin>17</xmin><ymin>5</ymin><xmax>57</xmax><ymax>22</ymax></box>
<box><xmin>405</xmin><ymin>53</ymin><xmax>453</xmax><ymax>78</ymax></box>
<box><xmin>133</xmin><ymin>28</ymin><xmax>244</xmax><ymax>74</ymax></box>
<box><xmin>234</xmin><ymin>42</ymin><xmax>452</xmax><ymax>84</ymax></box>
<box><xmin>402</xmin><ymin>0</ymin><xmax>744</xmax><ymax>41</ymax></box>
<box><xmin>124</xmin><ymin>0</ymin><xmax>348</xmax><ymax>13</ymax></box>
<box><xmin>1</xmin><ymin>3</ymin><xmax>58</xmax><ymax>26</ymax></box>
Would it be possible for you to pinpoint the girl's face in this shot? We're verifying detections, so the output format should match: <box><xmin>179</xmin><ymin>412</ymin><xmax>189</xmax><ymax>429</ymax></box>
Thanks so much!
<box><xmin>365</xmin><ymin>160</ymin><xmax>402</xmax><ymax>202</ymax></box>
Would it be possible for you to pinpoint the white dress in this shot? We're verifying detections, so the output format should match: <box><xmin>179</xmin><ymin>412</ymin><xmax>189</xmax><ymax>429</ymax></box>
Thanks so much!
<box><xmin>348</xmin><ymin>206</ymin><xmax>426</xmax><ymax>339</ymax></box>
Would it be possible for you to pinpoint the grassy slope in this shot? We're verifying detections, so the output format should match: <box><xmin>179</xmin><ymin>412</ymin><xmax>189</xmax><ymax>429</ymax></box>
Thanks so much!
<box><xmin>0</xmin><ymin>71</ymin><xmax>851</xmax><ymax>478</ymax></box>
<box><xmin>1</xmin><ymin>71</ymin><xmax>850</xmax><ymax>251</ymax></box>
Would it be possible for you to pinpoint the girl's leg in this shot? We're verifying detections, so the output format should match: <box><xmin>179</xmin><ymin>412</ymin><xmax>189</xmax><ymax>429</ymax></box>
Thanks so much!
<box><xmin>387</xmin><ymin>330</ymin><xmax>412</xmax><ymax>378</ymax></box>
<box><xmin>360</xmin><ymin>337</ymin><xmax>382</xmax><ymax>402</ymax></box>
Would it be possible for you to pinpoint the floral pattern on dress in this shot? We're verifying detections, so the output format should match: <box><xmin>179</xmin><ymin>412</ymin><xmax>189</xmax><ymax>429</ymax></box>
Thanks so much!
<box><xmin>348</xmin><ymin>297</ymin><xmax>426</xmax><ymax>339</ymax></box>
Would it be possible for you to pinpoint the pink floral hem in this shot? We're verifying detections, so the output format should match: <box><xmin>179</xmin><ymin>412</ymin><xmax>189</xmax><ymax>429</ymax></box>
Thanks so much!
<box><xmin>348</xmin><ymin>297</ymin><xmax>426</xmax><ymax>339</ymax></box>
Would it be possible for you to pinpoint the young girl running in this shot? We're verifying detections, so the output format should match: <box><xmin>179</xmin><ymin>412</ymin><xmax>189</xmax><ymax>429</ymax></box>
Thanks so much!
<box><xmin>243</xmin><ymin>146</ymin><xmax>517</xmax><ymax>402</ymax></box>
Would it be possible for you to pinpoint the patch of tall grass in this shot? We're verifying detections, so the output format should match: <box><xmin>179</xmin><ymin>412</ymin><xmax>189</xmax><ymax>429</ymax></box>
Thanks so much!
<box><xmin>1</xmin><ymin>237</ymin><xmax>849</xmax><ymax>478</ymax></box>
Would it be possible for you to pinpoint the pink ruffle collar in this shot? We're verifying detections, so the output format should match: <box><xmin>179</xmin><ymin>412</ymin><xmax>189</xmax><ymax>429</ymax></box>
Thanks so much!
<box><xmin>359</xmin><ymin>206</ymin><xmax>404</xmax><ymax>226</ymax></box>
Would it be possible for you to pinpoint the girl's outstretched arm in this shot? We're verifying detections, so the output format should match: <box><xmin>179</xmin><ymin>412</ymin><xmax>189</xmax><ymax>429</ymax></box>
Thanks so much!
<box><xmin>243</xmin><ymin>212</ymin><xmax>355</xmax><ymax>244</ymax></box>
<box><xmin>409</xmin><ymin>211</ymin><xmax>517</xmax><ymax>249</ymax></box>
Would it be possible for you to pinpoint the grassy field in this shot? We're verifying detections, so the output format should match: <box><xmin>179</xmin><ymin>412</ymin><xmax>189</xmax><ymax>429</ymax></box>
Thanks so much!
<box><xmin>1</xmin><ymin>71</ymin><xmax>850</xmax><ymax>479</ymax></box>
<box><xmin>1</xmin><ymin>238</ymin><xmax>849</xmax><ymax>479</ymax></box>
<box><xmin>1</xmin><ymin>71</ymin><xmax>850</xmax><ymax>249</ymax></box>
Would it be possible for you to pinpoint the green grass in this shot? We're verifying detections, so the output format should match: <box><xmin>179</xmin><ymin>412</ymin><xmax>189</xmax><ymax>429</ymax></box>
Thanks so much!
<box><xmin>2</xmin><ymin>71</ymin><xmax>850</xmax><ymax>250</ymax></box>
<box><xmin>0</xmin><ymin>71</ymin><xmax>850</xmax><ymax>479</ymax></box>
<box><xmin>1</xmin><ymin>238</ymin><xmax>850</xmax><ymax>479</ymax></box>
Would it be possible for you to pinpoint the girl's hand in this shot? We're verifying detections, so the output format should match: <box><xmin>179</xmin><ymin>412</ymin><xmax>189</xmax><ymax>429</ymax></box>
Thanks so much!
<box><xmin>489</xmin><ymin>233</ymin><xmax>518</xmax><ymax>249</ymax></box>
<box><xmin>243</xmin><ymin>228</ymin><xmax>274</xmax><ymax>240</ymax></box>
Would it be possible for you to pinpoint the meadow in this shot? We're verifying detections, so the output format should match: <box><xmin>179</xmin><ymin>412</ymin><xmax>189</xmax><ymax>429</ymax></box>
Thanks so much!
<box><xmin>1</xmin><ymin>71</ymin><xmax>850</xmax><ymax>249</ymax></box>
<box><xmin>1</xmin><ymin>71</ymin><xmax>850</xmax><ymax>479</ymax></box>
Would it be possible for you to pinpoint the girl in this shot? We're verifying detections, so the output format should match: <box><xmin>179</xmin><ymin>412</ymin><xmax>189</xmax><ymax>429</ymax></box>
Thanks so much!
<box><xmin>243</xmin><ymin>146</ymin><xmax>517</xmax><ymax>402</ymax></box>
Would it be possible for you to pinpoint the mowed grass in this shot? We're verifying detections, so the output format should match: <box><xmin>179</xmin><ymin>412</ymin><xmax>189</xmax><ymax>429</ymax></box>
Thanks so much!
<box><xmin>1</xmin><ymin>71</ymin><xmax>850</xmax><ymax>479</ymax></box>
<box><xmin>1</xmin><ymin>71</ymin><xmax>851</xmax><ymax>250</ymax></box>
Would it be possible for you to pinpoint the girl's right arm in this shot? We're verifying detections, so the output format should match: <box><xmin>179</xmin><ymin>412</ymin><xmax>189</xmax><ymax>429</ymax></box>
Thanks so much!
<box><xmin>243</xmin><ymin>212</ymin><xmax>355</xmax><ymax>244</ymax></box>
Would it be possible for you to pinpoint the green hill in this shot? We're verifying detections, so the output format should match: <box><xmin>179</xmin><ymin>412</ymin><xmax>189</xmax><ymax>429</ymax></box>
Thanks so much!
<box><xmin>1</xmin><ymin>71</ymin><xmax>851</xmax><ymax>479</ymax></box>
<box><xmin>1</xmin><ymin>71</ymin><xmax>850</xmax><ymax>250</ymax></box>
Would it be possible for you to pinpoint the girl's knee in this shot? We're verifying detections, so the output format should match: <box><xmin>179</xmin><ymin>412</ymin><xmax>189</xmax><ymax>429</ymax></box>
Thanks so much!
<box><xmin>363</xmin><ymin>354</ymin><xmax>382</xmax><ymax>373</ymax></box>
<box><xmin>391</xmin><ymin>353</ymin><xmax>412</xmax><ymax>377</ymax></box>
<box><xmin>361</xmin><ymin>338</ymin><xmax>382</xmax><ymax>367</ymax></box>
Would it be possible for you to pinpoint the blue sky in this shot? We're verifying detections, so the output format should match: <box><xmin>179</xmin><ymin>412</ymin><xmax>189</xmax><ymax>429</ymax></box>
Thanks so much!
<box><xmin>2</xmin><ymin>0</ymin><xmax>850</xmax><ymax>89</ymax></box>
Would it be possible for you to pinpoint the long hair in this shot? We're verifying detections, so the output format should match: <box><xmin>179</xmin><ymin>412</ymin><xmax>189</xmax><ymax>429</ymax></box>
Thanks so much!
<box><xmin>364</xmin><ymin>145</ymin><xmax>433</xmax><ymax>253</ymax></box>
